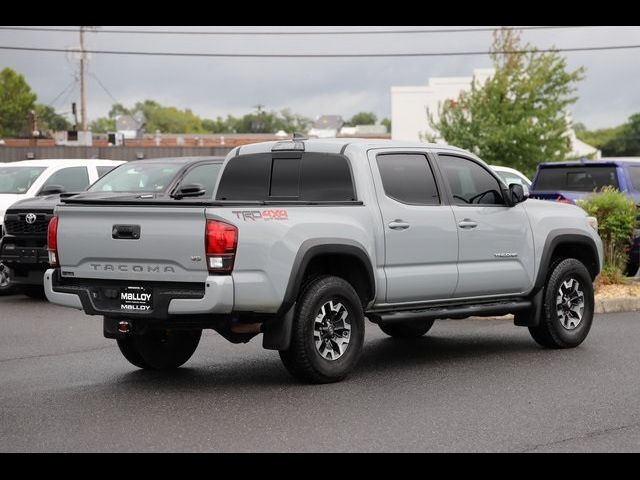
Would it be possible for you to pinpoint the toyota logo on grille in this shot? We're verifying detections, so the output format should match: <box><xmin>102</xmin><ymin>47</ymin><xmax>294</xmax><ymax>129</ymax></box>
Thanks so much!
<box><xmin>25</xmin><ymin>213</ymin><xmax>37</xmax><ymax>224</ymax></box>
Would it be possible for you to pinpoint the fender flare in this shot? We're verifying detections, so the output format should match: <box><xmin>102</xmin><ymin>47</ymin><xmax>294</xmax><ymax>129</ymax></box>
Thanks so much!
<box><xmin>262</xmin><ymin>239</ymin><xmax>375</xmax><ymax>351</ymax></box>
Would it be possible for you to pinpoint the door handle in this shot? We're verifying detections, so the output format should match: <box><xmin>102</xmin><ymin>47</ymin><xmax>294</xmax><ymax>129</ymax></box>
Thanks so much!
<box><xmin>388</xmin><ymin>220</ymin><xmax>410</xmax><ymax>231</ymax></box>
<box><xmin>458</xmin><ymin>219</ymin><xmax>478</xmax><ymax>230</ymax></box>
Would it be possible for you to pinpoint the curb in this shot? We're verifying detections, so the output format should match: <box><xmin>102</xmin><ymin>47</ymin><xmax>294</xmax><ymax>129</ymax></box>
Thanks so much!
<box><xmin>595</xmin><ymin>296</ymin><xmax>640</xmax><ymax>314</ymax></box>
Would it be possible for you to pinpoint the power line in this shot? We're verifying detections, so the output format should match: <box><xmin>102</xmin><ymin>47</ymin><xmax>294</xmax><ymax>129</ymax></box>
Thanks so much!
<box><xmin>1</xmin><ymin>44</ymin><xmax>639</xmax><ymax>58</ymax></box>
<box><xmin>46</xmin><ymin>78</ymin><xmax>77</xmax><ymax>107</ymax></box>
<box><xmin>88</xmin><ymin>71</ymin><xmax>119</xmax><ymax>105</ymax></box>
<box><xmin>0</xmin><ymin>25</ymin><xmax>601</xmax><ymax>36</ymax></box>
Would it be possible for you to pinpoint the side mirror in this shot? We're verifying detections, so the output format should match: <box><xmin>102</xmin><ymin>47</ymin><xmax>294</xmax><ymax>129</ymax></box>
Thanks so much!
<box><xmin>173</xmin><ymin>183</ymin><xmax>206</xmax><ymax>199</ymax></box>
<box><xmin>509</xmin><ymin>183</ymin><xmax>529</xmax><ymax>204</ymax></box>
<box><xmin>39</xmin><ymin>184</ymin><xmax>65</xmax><ymax>196</ymax></box>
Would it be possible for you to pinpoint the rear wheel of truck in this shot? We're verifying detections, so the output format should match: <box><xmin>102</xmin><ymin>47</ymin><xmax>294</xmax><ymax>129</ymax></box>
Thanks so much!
<box><xmin>279</xmin><ymin>276</ymin><xmax>365</xmax><ymax>384</ymax></box>
<box><xmin>379</xmin><ymin>319</ymin><xmax>435</xmax><ymax>339</ymax></box>
<box><xmin>117</xmin><ymin>329</ymin><xmax>202</xmax><ymax>370</ymax></box>
<box><xmin>528</xmin><ymin>258</ymin><xmax>594</xmax><ymax>349</ymax></box>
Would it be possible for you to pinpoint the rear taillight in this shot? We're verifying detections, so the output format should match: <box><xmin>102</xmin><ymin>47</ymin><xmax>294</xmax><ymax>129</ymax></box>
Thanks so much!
<box><xmin>47</xmin><ymin>216</ymin><xmax>59</xmax><ymax>267</ymax></box>
<box><xmin>556</xmin><ymin>195</ymin><xmax>574</xmax><ymax>205</ymax></box>
<box><xmin>205</xmin><ymin>219</ymin><xmax>238</xmax><ymax>273</ymax></box>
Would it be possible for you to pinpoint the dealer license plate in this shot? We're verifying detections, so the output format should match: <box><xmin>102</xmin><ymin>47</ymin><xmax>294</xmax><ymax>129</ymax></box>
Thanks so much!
<box><xmin>120</xmin><ymin>286</ymin><xmax>153</xmax><ymax>312</ymax></box>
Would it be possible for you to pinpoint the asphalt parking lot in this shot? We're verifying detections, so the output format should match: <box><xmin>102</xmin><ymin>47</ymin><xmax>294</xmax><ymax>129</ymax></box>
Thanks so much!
<box><xmin>1</xmin><ymin>293</ymin><xmax>640</xmax><ymax>452</ymax></box>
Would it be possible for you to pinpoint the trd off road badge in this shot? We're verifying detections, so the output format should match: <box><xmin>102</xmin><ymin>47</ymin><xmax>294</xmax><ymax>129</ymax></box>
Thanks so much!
<box><xmin>232</xmin><ymin>210</ymin><xmax>289</xmax><ymax>222</ymax></box>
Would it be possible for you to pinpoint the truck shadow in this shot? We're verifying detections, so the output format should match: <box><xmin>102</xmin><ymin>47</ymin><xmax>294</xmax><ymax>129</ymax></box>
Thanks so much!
<box><xmin>114</xmin><ymin>332</ymin><xmax>546</xmax><ymax>391</ymax></box>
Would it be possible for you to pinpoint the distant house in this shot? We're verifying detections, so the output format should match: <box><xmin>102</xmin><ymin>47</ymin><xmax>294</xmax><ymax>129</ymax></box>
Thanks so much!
<box><xmin>308</xmin><ymin>115</ymin><xmax>344</xmax><ymax>138</ymax></box>
<box><xmin>391</xmin><ymin>68</ymin><xmax>600</xmax><ymax>159</ymax></box>
<box><xmin>116</xmin><ymin>113</ymin><xmax>146</xmax><ymax>140</ymax></box>
<box><xmin>340</xmin><ymin>124</ymin><xmax>389</xmax><ymax>137</ymax></box>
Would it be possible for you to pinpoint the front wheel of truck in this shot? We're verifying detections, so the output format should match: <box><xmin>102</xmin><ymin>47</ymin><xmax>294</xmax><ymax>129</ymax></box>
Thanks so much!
<box><xmin>279</xmin><ymin>276</ymin><xmax>365</xmax><ymax>384</ymax></box>
<box><xmin>117</xmin><ymin>329</ymin><xmax>202</xmax><ymax>370</ymax></box>
<box><xmin>528</xmin><ymin>258</ymin><xmax>595</xmax><ymax>349</ymax></box>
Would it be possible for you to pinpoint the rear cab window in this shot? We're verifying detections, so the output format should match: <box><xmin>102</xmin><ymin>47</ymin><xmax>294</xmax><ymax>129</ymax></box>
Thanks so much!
<box><xmin>216</xmin><ymin>152</ymin><xmax>356</xmax><ymax>202</ymax></box>
<box><xmin>533</xmin><ymin>166</ymin><xmax>619</xmax><ymax>192</ymax></box>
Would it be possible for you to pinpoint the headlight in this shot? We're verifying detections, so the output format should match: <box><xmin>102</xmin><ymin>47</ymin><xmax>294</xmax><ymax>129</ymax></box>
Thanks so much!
<box><xmin>587</xmin><ymin>216</ymin><xmax>598</xmax><ymax>231</ymax></box>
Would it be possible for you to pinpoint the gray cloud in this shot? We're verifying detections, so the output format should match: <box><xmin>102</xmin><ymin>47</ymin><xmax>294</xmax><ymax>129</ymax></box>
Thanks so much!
<box><xmin>1</xmin><ymin>26</ymin><xmax>639</xmax><ymax>129</ymax></box>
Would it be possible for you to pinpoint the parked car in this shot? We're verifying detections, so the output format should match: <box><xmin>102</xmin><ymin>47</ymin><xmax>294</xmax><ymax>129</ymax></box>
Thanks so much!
<box><xmin>492</xmin><ymin>165</ymin><xmax>532</xmax><ymax>189</ymax></box>
<box><xmin>44</xmin><ymin>140</ymin><xmax>602</xmax><ymax>383</ymax></box>
<box><xmin>0</xmin><ymin>157</ymin><xmax>223</xmax><ymax>297</ymax></box>
<box><xmin>529</xmin><ymin>158</ymin><xmax>640</xmax><ymax>276</ymax></box>
<box><xmin>0</xmin><ymin>159</ymin><xmax>123</xmax><ymax>295</ymax></box>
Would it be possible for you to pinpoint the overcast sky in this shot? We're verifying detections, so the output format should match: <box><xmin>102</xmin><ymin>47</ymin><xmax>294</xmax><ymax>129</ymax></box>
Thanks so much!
<box><xmin>1</xmin><ymin>26</ymin><xmax>639</xmax><ymax>129</ymax></box>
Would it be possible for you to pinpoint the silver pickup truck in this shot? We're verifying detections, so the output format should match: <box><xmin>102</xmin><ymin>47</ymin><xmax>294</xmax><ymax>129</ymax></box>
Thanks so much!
<box><xmin>45</xmin><ymin>139</ymin><xmax>603</xmax><ymax>383</ymax></box>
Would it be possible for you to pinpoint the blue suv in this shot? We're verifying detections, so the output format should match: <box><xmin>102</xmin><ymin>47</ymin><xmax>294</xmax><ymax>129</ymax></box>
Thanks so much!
<box><xmin>530</xmin><ymin>158</ymin><xmax>640</xmax><ymax>276</ymax></box>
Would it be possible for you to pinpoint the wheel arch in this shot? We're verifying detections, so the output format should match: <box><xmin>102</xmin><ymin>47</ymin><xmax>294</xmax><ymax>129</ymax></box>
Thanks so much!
<box><xmin>535</xmin><ymin>232</ymin><xmax>600</xmax><ymax>290</ymax></box>
<box><xmin>263</xmin><ymin>239</ymin><xmax>375</xmax><ymax>351</ymax></box>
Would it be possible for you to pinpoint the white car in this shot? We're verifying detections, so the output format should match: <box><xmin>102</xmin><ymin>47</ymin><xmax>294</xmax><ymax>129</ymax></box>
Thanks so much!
<box><xmin>491</xmin><ymin>165</ymin><xmax>532</xmax><ymax>189</ymax></box>
<box><xmin>0</xmin><ymin>158</ymin><xmax>124</xmax><ymax>294</ymax></box>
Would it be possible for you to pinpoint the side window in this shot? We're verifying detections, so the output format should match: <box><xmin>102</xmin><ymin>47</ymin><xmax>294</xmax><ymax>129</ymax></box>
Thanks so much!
<box><xmin>178</xmin><ymin>163</ymin><xmax>222</xmax><ymax>198</ymax></box>
<box><xmin>376</xmin><ymin>154</ymin><xmax>440</xmax><ymax>205</ymax></box>
<box><xmin>438</xmin><ymin>155</ymin><xmax>505</xmax><ymax>206</ymax></box>
<box><xmin>41</xmin><ymin>167</ymin><xmax>90</xmax><ymax>193</ymax></box>
<box><xmin>97</xmin><ymin>166</ymin><xmax>117</xmax><ymax>178</ymax></box>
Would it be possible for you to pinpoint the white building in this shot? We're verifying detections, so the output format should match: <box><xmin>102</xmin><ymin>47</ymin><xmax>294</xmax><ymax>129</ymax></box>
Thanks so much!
<box><xmin>391</xmin><ymin>68</ymin><xmax>600</xmax><ymax>159</ymax></box>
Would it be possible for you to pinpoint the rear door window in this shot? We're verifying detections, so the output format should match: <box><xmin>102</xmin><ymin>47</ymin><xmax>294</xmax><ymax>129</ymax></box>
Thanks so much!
<box><xmin>376</xmin><ymin>153</ymin><xmax>440</xmax><ymax>205</ymax></box>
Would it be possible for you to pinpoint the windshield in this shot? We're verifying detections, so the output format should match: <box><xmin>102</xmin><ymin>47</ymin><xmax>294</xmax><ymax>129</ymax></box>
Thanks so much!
<box><xmin>0</xmin><ymin>167</ymin><xmax>47</xmax><ymax>194</ymax></box>
<box><xmin>534</xmin><ymin>166</ymin><xmax>619</xmax><ymax>192</ymax></box>
<box><xmin>497</xmin><ymin>171</ymin><xmax>530</xmax><ymax>187</ymax></box>
<box><xmin>88</xmin><ymin>163</ymin><xmax>182</xmax><ymax>193</ymax></box>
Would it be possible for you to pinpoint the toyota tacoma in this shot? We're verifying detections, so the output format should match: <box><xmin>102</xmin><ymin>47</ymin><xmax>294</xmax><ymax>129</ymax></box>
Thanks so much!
<box><xmin>44</xmin><ymin>139</ymin><xmax>603</xmax><ymax>383</ymax></box>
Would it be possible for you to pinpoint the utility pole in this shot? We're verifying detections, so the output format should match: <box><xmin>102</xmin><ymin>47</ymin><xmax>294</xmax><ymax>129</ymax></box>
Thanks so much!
<box><xmin>79</xmin><ymin>25</ymin><xmax>88</xmax><ymax>131</ymax></box>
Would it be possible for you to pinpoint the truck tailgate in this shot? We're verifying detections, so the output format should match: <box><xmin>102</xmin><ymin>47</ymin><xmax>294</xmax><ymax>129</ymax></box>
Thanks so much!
<box><xmin>56</xmin><ymin>206</ymin><xmax>208</xmax><ymax>283</ymax></box>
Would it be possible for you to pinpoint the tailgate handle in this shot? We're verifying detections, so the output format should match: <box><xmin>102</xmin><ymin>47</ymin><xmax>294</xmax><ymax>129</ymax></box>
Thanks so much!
<box><xmin>112</xmin><ymin>225</ymin><xmax>141</xmax><ymax>240</ymax></box>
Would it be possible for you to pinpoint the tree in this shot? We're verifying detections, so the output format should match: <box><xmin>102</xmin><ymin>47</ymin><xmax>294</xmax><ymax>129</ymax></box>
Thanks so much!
<box><xmin>35</xmin><ymin>104</ymin><xmax>71</xmax><ymax>133</ymax></box>
<box><xmin>575</xmin><ymin>114</ymin><xmax>640</xmax><ymax>157</ymax></box>
<box><xmin>89</xmin><ymin>117</ymin><xmax>116</xmax><ymax>134</ymax></box>
<box><xmin>429</xmin><ymin>28</ymin><xmax>585</xmax><ymax>177</ymax></box>
<box><xmin>0</xmin><ymin>68</ymin><xmax>38</xmax><ymax>137</ymax></box>
<box><xmin>381</xmin><ymin>118</ymin><xmax>392</xmax><ymax>134</ymax></box>
<box><xmin>345</xmin><ymin>112</ymin><xmax>377</xmax><ymax>127</ymax></box>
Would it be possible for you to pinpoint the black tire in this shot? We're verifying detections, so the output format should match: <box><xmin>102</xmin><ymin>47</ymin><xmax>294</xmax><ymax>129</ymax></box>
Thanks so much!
<box><xmin>379</xmin><ymin>319</ymin><xmax>435</xmax><ymax>338</ymax></box>
<box><xmin>529</xmin><ymin>258</ymin><xmax>595</xmax><ymax>349</ymax></box>
<box><xmin>21</xmin><ymin>285</ymin><xmax>46</xmax><ymax>299</ymax></box>
<box><xmin>279</xmin><ymin>276</ymin><xmax>365</xmax><ymax>384</ymax></box>
<box><xmin>0</xmin><ymin>263</ymin><xmax>16</xmax><ymax>296</ymax></box>
<box><xmin>116</xmin><ymin>329</ymin><xmax>202</xmax><ymax>370</ymax></box>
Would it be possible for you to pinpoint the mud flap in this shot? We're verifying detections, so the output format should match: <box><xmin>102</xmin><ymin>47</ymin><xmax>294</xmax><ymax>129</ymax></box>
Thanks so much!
<box><xmin>262</xmin><ymin>303</ymin><xmax>296</xmax><ymax>351</ymax></box>
<box><xmin>514</xmin><ymin>289</ymin><xmax>544</xmax><ymax>327</ymax></box>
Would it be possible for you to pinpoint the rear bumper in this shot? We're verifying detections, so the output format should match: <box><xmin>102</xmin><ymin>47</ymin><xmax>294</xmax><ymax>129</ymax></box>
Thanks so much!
<box><xmin>44</xmin><ymin>269</ymin><xmax>234</xmax><ymax>317</ymax></box>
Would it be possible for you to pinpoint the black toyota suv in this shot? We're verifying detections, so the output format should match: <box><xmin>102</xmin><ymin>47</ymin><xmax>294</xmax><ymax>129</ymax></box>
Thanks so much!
<box><xmin>0</xmin><ymin>157</ymin><xmax>224</xmax><ymax>297</ymax></box>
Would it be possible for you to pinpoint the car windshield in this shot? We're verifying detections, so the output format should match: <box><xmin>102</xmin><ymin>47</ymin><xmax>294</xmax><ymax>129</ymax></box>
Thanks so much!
<box><xmin>497</xmin><ymin>171</ymin><xmax>530</xmax><ymax>187</ymax></box>
<box><xmin>0</xmin><ymin>167</ymin><xmax>47</xmax><ymax>194</ymax></box>
<box><xmin>534</xmin><ymin>166</ymin><xmax>619</xmax><ymax>192</ymax></box>
<box><xmin>88</xmin><ymin>162</ymin><xmax>182</xmax><ymax>193</ymax></box>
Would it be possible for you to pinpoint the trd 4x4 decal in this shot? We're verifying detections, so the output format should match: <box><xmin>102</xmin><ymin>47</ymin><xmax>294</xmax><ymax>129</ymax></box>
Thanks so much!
<box><xmin>232</xmin><ymin>210</ymin><xmax>289</xmax><ymax>221</ymax></box>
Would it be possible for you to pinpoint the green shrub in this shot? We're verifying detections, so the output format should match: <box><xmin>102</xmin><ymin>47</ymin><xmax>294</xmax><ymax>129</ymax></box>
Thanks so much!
<box><xmin>577</xmin><ymin>186</ymin><xmax>637</xmax><ymax>283</ymax></box>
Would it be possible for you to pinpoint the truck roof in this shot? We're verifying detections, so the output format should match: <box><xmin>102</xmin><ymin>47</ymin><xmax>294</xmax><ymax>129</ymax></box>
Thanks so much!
<box><xmin>234</xmin><ymin>138</ymin><xmax>472</xmax><ymax>157</ymax></box>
